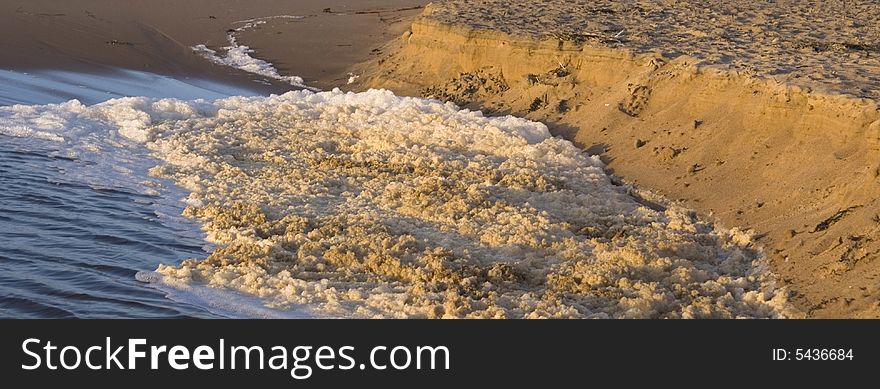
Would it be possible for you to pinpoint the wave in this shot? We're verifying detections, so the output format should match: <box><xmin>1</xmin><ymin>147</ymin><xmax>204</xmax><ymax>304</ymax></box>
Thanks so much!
<box><xmin>2</xmin><ymin>88</ymin><xmax>790</xmax><ymax>318</ymax></box>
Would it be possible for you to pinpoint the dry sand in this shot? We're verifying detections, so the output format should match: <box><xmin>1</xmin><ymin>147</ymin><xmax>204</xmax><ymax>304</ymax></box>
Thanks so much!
<box><xmin>424</xmin><ymin>0</ymin><xmax>880</xmax><ymax>100</ymax></box>
<box><xmin>354</xmin><ymin>1</ymin><xmax>880</xmax><ymax>318</ymax></box>
<box><xmin>0</xmin><ymin>0</ymin><xmax>425</xmax><ymax>90</ymax></box>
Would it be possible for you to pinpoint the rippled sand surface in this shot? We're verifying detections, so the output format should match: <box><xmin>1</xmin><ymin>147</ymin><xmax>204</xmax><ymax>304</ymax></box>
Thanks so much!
<box><xmin>425</xmin><ymin>0</ymin><xmax>880</xmax><ymax>99</ymax></box>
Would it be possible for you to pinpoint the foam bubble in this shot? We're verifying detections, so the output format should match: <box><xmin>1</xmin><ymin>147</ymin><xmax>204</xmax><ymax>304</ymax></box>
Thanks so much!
<box><xmin>137</xmin><ymin>271</ymin><xmax>315</xmax><ymax>319</ymax></box>
<box><xmin>140</xmin><ymin>89</ymin><xmax>788</xmax><ymax>318</ymax></box>
<box><xmin>2</xmin><ymin>88</ymin><xmax>790</xmax><ymax>318</ymax></box>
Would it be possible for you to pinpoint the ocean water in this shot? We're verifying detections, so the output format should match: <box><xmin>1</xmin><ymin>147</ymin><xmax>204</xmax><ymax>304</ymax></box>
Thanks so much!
<box><xmin>0</xmin><ymin>69</ymin><xmax>278</xmax><ymax>318</ymax></box>
<box><xmin>0</xmin><ymin>69</ymin><xmax>788</xmax><ymax>319</ymax></box>
<box><xmin>0</xmin><ymin>141</ymin><xmax>219</xmax><ymax>318</ymax></box>
<box><xmin>0</xmin><ymin>69</ymin><xmax>263</xmax><ymax>106</ymax></box>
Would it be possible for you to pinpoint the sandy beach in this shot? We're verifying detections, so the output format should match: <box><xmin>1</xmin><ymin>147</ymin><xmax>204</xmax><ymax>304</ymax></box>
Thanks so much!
<box><xmin>1</xmin><ymin>0</ymin><xmax>425</xmax><ymax>90</ymax></box>
<box><xmin>420</xmin><ymin>0</ymin><xmax>880</xmax><ymax>100</ymax></box>
<box><xmin>2</xmin><ymin>1</ymin><xmax>878</xmax><ymax>319</ymax></box>
<box><xmin>355</xmin><ymin>1</ymin><xmax>880</xmax><ymax>318</ymax></box>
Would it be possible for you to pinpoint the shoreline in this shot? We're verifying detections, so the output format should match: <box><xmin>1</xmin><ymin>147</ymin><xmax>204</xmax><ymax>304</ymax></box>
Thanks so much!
<box><xmin>352</xmin><ymin>5</ymin><xmax>880</xmax><ymax>318</ymax></box>
<box><xmin>0</xmin><ymin>0</ymin><xmax>426</xmax><ymax>93</ymax></box>
<box><xmin>0</xmin><ymin>0</ymin><xmax>426</xmax><ymax>319</ymax></box>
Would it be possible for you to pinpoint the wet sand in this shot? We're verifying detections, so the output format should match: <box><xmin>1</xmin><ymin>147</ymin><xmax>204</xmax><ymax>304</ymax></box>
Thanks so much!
<box><xmin>0</xmin><ymin>0</ymin><xmax>425</xmax><ymax>91</ymax></box>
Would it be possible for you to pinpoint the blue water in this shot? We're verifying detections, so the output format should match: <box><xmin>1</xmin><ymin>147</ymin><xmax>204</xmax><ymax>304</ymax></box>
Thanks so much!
<box><xmin>0</xmin><ymin>69</ymin><xmax>264</xmax><ymax>106</ymax></box>
<box><xmin>0</xmin><ymin>69</ymin><xmax>284</xmax><ymax>318</ymax></box>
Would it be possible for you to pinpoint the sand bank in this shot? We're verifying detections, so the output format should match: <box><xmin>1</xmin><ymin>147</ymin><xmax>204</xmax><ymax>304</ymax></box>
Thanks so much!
<box><xmin>421</xmin><ymin>0</ymin><xmax>880</xmax><ymax>100</ymax></box>
<box><xmin>353</xmin><ymin>1</ymin><xmax>880</xmax><ymax>318</ymax></box>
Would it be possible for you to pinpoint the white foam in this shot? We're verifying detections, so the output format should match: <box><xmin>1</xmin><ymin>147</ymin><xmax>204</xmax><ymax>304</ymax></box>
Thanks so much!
<box><xmin>141</xmin><ymin>89</ymin><xmax>786</xmax><ymax>318</ymax></box>
<box><xmin>232</xmin><ymin>15</ymin><xmax>303</xmax><ymax>25</ymax></box>
<box><xmin>136</xmin><ymin>271</ymin><xmax>316</xmax><ymax>319</ymax></box>
<box><xmin>0</xmin><ymin>125</ymin><xmax>66</xmax><ymax>142</ymax></box>
<box><xmin>192</xmin><ymin>15</ymin><xmax>317</xmax><ymax>90</ymax></box>
<box><xmin>2</xmin><ymin>88</ymin><xmax>790</xmax><ymax>318</ymax></box>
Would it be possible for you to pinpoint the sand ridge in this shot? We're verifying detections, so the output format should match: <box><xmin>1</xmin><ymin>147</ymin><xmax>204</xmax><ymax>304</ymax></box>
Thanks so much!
<box><xmin>423</xmin><ymin>0</ymin><xmax>880</xmax><ymax>100</ymax></box>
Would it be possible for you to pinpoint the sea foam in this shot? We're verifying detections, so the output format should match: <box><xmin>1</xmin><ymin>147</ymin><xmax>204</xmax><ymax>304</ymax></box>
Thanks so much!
<box><xmin>192</xmin><ymin>16</ymin><xmax>316</xmax><ymax>90</ymax></box>
<box><xmin>2</xmin><ymin>89</ymin><xmax>790</xmax><ymax>318</ymax></box>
